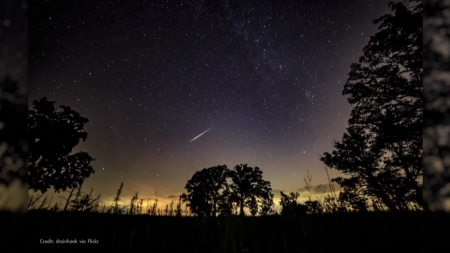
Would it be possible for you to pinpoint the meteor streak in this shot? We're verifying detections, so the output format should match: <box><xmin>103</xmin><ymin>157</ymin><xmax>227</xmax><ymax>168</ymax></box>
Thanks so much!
<box><xmin>189</xmin><ymin>128</ymin><xmax>212</xmax><ymax>142</ymax></box>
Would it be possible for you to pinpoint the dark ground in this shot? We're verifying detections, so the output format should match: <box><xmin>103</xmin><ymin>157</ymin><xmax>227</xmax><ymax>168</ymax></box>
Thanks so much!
<box><xmin>0</xmin><ymin>211</ymin><xmax>444</xmax><ymax>253</ymax></box>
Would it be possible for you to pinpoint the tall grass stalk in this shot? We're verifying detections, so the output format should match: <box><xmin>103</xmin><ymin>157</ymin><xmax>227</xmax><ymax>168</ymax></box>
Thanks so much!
<box><xmin>28</xmin><ymin>192</ymin><xmax>45</xmax><ymax>209</ymax></box>
<box><xmin>63</xmin><ymin>187</ymin><xmax>76</xmax><ymax>211</ymax></box>
<box><xmin>324</xmin><ymin>164</ymin><xmax>338</xmax><ymax>200</ymax></box>
<box><xmin>38</xmin><ymin>196</ymin><xmax>48</xmax><ymax>210</ymax></box>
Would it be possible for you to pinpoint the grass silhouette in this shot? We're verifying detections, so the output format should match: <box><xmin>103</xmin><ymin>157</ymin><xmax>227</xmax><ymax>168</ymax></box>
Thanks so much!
<box><xmin>8</xmin><ymin>179</ymin><xmax>431</xmax><ymax>253</ymax></box>
<box><xmin>2</xmin><ymin>167</ymin><xmax>430</xmax><ymax>252</ymax></box>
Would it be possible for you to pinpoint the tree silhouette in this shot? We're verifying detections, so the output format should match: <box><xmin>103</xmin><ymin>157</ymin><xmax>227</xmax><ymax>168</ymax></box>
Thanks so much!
<box><xmin>180</xmin><ymin>164</ymin><xmax>274</xmax><ymax>216</ymax></box>
<box><xmin>424</xmin><ymin>0</ymin><xmax>450</xmax><ymax>211</ymax></box>
<box><xmin>279</xmin><ymin>191</ymin><xmax>307</xmax><ymax>216</ymax></box>
<box><xmin>259</xmin><ymin>192</ymin><xmax>276</xmax><ymax>216</ymax></box>
<box><xmin>180</xmin><ymin>165</ymin><xmax>230</xmax><ymax>217</ymax></box>
<box><xmin>321</xmin><ymin>1</ymin><xmax>422</xmax><ymax>211</ymax></box>
<box><xmin>228</xmin><ymin>164</ymin><xmax>273</xmax><ymax>216</ymax></box>
<box><xmin>304</xmin><ymin>200</ymin><xmax>323</xmax><ymax>215</ymax></box>
<box><xmin>216</xmin><ymin>187</ymin><xmax>238</xmax><ymax>216</ymax></box>
<box><xmin>0</xmin><ymin>77</ymin><xmax>27</xmax><ymax>186</ymax></box>
<box><xmin>28</xmin><ymin>97</ymin><xmax>95</xmax><ymax>193</ymax></box>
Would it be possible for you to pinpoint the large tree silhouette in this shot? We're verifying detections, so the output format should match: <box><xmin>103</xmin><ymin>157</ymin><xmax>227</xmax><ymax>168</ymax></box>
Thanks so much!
<box><xmin>424</xmin><ymin>0</ymin><xmax>450</xmax><ymax>211</ymax></box>
<box><xmin>28</xmin><ymin>97</ymin><xmax>95</xmax><ymax>193</ymax></box>
<box><xmin>321</xmin><ymin>1</ymin><xmax>422</xmax><ymax>211</ymax></box>
<box><xmin>0</xmin><ymin>77</ymin><xmax>27</xmax><ymax>186</ymax></box>
<box><xmin>181</xmin><ymin>164</ymin><xmax>274</xmax><ymax>216</ymax></box>
<box><xmin>180</xmin><ymin>165</ymin><xmax>230</xmax><ymax>217</ymax></box>
<box><xmin>228</xmin><ymin>164</ymin><xmax>273</xmax><ymax>216</ymax></box>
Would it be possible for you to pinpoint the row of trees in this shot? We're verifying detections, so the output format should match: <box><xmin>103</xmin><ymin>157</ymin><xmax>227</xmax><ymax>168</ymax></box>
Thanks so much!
<box><xmin>27</xmin><ymin>176</ymin><xmax>335</xmax><ymax>216</ymax></box>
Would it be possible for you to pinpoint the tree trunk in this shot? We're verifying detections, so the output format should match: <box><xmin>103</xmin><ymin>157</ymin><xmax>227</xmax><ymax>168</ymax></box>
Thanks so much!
<box><xmin>367</xmin><ymin>174</ymin><xmax>399</xmax><ymax>211</ymax></box>
<box><xmin>240</xmin><ymin>196</ymin><xmax>244</xmax><ymax>216</ymax></box>
<box><xmin>390</xmin><ymin>142</ymin><xmax>423</xmax><ymax>208</ymax></box>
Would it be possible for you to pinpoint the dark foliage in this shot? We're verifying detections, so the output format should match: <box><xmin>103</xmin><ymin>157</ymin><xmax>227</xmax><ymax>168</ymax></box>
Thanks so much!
<box><xmin>279</xmin><ymin>191</ymin><xmax>307</xmax><ymax>216</ymax></box>
<box><xmin>28</xmin><ymin>97</ymin><xmax>95</xmax><ymax>193</ymax></box>
<box><xmin>304</xmin><ymin>200</ymin><xmax>324</xmax><ymax>215</ymax></box>
<box><xmin>321</xmin><ymin>1</ymin><xmax>422</xmax><ymax>211</ymax></box>
<box><xmin>70</xmin><ymin>188</ymin><xmax>101</xmax><ymax>212</ymax></box>
<box><xmin>0</xmin><ymin>77</ymin><xmax>27</xmax><ymax>186</ymax></box>
<box><xmin>228</xmin><ymin>164</ymin><xmax>274</xmax><ymax>216</ymax></box>
<box><xmin>181</xmin><ymin>164</ymin><xmax>274</xmax><ymax>217</ymax></box>
<box><xmin>181</xmin><ymin>165</ymin><xmax>230</xmax><ymax>217</ymax></box>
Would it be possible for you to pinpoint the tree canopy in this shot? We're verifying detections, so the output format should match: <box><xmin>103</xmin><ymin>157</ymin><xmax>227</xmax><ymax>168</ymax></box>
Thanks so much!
<box><xmin>279</xmin><ymin>191</ymin><xmax>307</xmax><ymax>216</ymax></box>
<box><xmin>28</xmin><ymin>97</ymin><xmax>95</xmax><ymax>193</ymax></box>
<box><xmin>321</xmin><ymin>1</ymin><xmax>423</xmax><ymax>211</ymax></box>
<box><xmin>180</xmin><ymin>165</ymin><xmax>229</xmax><ymax>217</ymax></box>
<box><xmin>229</xmin><ymin>164</ymin><xmax>273</xmax><ymax>216</ymax></box>
<box><xmin>181</xmin><ymin>164</ymin><xmax>274</xmax><ymax>217</ymax></box>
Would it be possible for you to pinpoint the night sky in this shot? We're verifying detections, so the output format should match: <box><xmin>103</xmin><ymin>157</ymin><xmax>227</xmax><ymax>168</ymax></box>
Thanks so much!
<box><xmin>29</xmin><ymin>0</ymin><xmax>393</xmax><ymax>208</ymax></box>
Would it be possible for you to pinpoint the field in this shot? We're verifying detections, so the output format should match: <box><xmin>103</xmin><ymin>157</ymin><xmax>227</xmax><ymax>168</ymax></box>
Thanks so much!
<box><xmin>2</xmin><ymin>210</ymin><xmax>442</xmax><ymax>253</ymax></box>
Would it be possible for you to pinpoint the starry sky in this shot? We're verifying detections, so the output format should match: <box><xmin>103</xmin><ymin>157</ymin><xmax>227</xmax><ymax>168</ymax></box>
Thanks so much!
<box><xmin>28</xmin><ymin>0</ymin><xmax>393</xmax><ymax>208</ymax></box>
